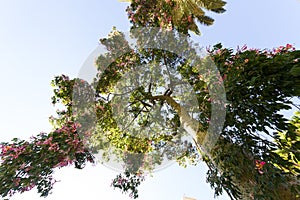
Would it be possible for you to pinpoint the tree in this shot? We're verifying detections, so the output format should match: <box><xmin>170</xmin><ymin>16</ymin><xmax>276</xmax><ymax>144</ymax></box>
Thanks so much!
<box><xmin>1</xmin><ymin>0</ymin><xmax>299</xmax><ymax>199</ymax></box>
<box><xmin>120</xmin><ymin>0</ymin><xmax>226</xmax><ymax>34</ymax></box>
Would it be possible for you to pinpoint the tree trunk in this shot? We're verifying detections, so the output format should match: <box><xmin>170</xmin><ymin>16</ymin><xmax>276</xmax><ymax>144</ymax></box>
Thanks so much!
<box><xmin>154</xmin><ymin>94</ymin><xmax>299</xmax><ymax>200</ymax></box>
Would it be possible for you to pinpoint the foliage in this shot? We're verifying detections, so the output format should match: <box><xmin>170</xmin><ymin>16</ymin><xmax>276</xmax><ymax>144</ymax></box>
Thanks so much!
<box><xmin>1</xmin><ymin>0</ymin><xmax>300</xmax><ymax>200</ymax></box>
<box><xmin>204</xmin><ymin>43</ymin><xmax>300</xmax><ymax>199</ymax></box>
<box><xmin>122</xmin><ymin>0</ymin><xmax>226</xmax><ymax>34</ymax></box>
<box><xmin>0</xmin><ymin>122</ymin><xmax>94</xmax><ymax>198</ymax></box>
<box><xmin>111</xmin><ymin>170</ymin><xmax>145</xmax><ymax>199</ymax></box>
<box><xmin>273</xmin><ymin>111</ymin><xmax>300</xmax><ymax>176</ymax></box>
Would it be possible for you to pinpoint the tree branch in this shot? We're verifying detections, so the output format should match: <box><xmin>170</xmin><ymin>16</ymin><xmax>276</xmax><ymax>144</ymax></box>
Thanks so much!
<box><xmin>150</xmin><ymin>95</ymin><xmax>206</xmax><ymax>144</ymax></box>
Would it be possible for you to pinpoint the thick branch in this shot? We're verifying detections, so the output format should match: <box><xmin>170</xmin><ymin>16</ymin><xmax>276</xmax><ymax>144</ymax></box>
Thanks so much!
<box><xmin>151</xmin><ymin>95</ymin><xmax>206</xmax><ymax>143</ymax></box>
<box><xmin>150</xmin><ymin>94</ymin><xmax>298</xmax><ymax>200</ymax></box>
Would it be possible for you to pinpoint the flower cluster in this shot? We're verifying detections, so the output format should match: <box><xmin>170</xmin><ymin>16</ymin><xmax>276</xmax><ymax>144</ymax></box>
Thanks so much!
<box><xmin>0</xmin><ymin>121</ymin><xmax>94</xmax><ymax>199</ymax></box>
<box><xmin>111</xmin><ymin>170</ymin><xmax>145</xmax><ymax>199</ymax></box>
<box><xmin>273</xmin><ymin>43</ymin><xmax>296</xmax><ymax>55</ymax></box>
<box><xmin>0</xmin><ymin>144</ymin><xmax>27</xmax><ymax>159</ymax></box>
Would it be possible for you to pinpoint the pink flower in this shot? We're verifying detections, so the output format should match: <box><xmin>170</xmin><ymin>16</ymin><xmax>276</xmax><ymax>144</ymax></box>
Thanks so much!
<box><xmin>14</xmin><ymin>178</ymin><xmax>21</xmax><ymax>186</ymax></box>
<box><xmin>222</xmin><ymin>74</ymin><xmax>227</xmax><ymax>81</ymax></box>
<box><xmin>43</xmin><ymin>137</ymin><xmax>53</xmax><ymax>145</ymax></box>
<box><xmin>216</xmin><ymin>49</ymin><xmax>222</xmax><ymax>55</ymax></box>
<box><xmin>286</xmin><ymin>43</ymin><xmax>293</xmax><ymax>49</ymax></box>
<box><xmin>241</xmin><ymin>45</ymin><xmax>247</xmax><ymax>51</ymax></box>
<box><xmin>0</xmin><ymin>146</ymin><xmax>10</xmax><ymax>155</ymax></box>
<box><xmin>25</xmin><ymin>166</ymin><xmax>32</xmax><ymax>172</ymax></box>
<box><xmin>255</xmin><ymin>160</ymin><xmax>266</xmax><ymax>174</ymax></box>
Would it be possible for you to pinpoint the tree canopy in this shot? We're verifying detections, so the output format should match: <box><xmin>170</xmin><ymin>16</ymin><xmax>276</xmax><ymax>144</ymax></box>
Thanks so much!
<box><xmin>1</xmin><ymin>0</ymin><xmax>299</xmax><ymax>200</ymax></box>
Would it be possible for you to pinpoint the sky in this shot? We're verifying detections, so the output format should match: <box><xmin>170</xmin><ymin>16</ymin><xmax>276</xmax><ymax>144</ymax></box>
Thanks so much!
<box><xmin>0</xmin><ymin>0</ymin><xmax>300</xmax><ymax>200</ymax></box>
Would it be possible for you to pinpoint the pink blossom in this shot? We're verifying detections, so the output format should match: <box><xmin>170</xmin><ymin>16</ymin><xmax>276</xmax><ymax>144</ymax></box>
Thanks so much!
<box><xmin>14</xmin><ymin>178</ymin><xmax>21</xmax><ymax>186</ymax></box>
<box><xmin>43</xmin><ymin>137</ymin><xmax>53</xmax><ymax>145</ymax></box>
<box><xmin>241</xmin><ymin>44</ymin><xmax>247</xmax><ymax>51</ymax></box>
<box><xmin>255</xmin><ymin>160</ymin><xmax>266</xmax><ymax>174</ymax></box>
<box><xmin>286</xmin><ymin>43</ymin><xmax>293</xmax><ymax>49</ymax></box>
<box><xmin>222</xmin><ymin>74</ymin><xmax>227</xmax><ymax>81</ymax></box>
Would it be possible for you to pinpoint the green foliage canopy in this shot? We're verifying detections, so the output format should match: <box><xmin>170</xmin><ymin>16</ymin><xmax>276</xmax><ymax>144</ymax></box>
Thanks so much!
<box><xmin>0</xmin><ymin>0</ymin><xmax>299</xmax><ymax>199</ymax></box>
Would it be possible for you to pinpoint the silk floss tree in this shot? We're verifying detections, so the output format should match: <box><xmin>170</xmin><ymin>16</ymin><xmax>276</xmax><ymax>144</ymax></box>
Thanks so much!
<box><xmin>1</xmin><ymin>0</ymin><xmax>299</xmax><ymax>199</ymax></box>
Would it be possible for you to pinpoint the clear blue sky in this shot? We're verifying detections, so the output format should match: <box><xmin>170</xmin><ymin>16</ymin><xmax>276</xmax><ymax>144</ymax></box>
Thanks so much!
<box><xmin>0</xmin><ymin>0</ymin><xmax>299</xmax><ymax>200</ymax></box>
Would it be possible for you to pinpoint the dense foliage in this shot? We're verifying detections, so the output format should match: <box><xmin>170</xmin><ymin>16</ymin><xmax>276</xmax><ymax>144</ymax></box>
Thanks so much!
<box><xmin>1</xmin><ymin>0</ymin><xmax>299</xmax><ymax>199</ymax></box>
